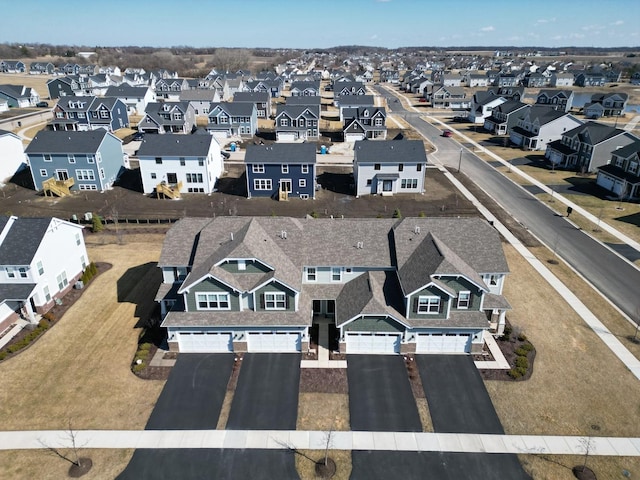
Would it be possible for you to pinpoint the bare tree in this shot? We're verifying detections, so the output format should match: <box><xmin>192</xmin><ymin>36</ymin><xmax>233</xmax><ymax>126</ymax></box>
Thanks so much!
<box><xmin>38</xmin><ymin>420</ymin><xmax>92</xmax><ymax>476</ymax></box>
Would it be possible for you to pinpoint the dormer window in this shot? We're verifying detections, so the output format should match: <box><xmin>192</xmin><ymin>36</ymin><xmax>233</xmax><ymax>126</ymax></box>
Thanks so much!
<box><xmin>457</xmin><ymin>291</ymin><xmax>471</xmax><ymax>309</ymax></box>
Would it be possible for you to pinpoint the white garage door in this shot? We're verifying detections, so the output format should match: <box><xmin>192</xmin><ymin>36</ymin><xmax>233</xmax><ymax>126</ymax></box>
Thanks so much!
<box><xmin>416</xmin><ymin>333</ymin><xmax>471</xmax><ymax>353</ymax></box>
<box><xmin>596</xmin><ymin>173</ymin><xmax>614</xmax><ymax>192</ymax></box>
<box><xmin>247</xmin><ymin>331</ymin><xmax>301</xmax><ymax>352</ymax></box>
<box><xmin>211</xmin><ymin>131</ymin><xmax>229</xmax><ymax>139</ymax></box>
<box><xmin>547</xmin><ymin>150</ymin><xmax>563</xmax><ymax>165</ymax></box>
<box><xmin>278</xmin><ymin>132</ymin><xmax>297</xmax><ymax>143</ymax></box>
<box><xmin>345</xmin><ymin>332</ymin><xmax>401</xmax><ymax>354</ymax></box>
<box><xmin>178</xmin><ymin>331</ymin><xmax>233</xmax><ymax>353</ymax></box>
<box><xmin>510</xmin><ymin>132</ymin><xmax>523</xmax><ymax>147</ymax></box>
<box><xmin>345</xmin><ymin>133</ymin><xmax>365</xmax><ymax>142</ymax></box>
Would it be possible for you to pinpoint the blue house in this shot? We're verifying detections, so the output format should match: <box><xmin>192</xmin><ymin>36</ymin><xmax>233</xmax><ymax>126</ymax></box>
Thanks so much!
<box><xmin>245</xmin><ymin>143</ymin><xmax>317</xmax><ymax>200</ymax></box>
<box><xmin>52</xmin><ymin>96</ymin><xmax>129</xmax><ymax>132</ymax></box>
<box><xmin>25</xmin><ymin>129</ymin><xmax>127</xmax><ymax>194</ymax></box>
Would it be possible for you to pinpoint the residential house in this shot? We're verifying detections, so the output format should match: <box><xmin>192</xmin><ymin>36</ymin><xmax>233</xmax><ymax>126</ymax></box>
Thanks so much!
<box><xmin>244</xmin><ymin>143</ymin><xmax>317</xmax><ymax>200</ymax></box>
<box><xmin>136</xmin><ymin>134</ymin><xmax>223</xmax><ymax>196</ymax></box>
<box><xmin>575</xmin><ymin>72</ymin><xmax>605</xmax><ymax>87</ymax></box>
<box><xmin>468</xmin><ymin>91</ymin><xmax>506</xmax><ymax>124</ymax></box>
<box><xmin>604</xmin><ymin>70</ymin><xmax>622</xmax><ymax>83</ymax></box>
<box><xmin>104</xmin><ymin>85</ymin><xmax>156</xmax><ymax>115</ymax></box>
<box><xmin>509</xmin><ymin>106</ymin><xmax>582</xmax><ymax>151</ymax></box>
<box><xmin>29</xmin><ymin>62</ymin><xmax>55</xmax><ymax>75</ymax></box>
<box><xmin>289</xmin><ymin>81</ymin><xmax>321</xmax><ymax>97</ymax></box>
<box><xmin>496</xmin><ymin>73</ymin><xmax>519</xmax><ymax>87</ymax></box>
<box><xmin>138</xmin><ymin>102</ymin><xmax>196</xmax><ymax>134</ymax></box>
<box><xmin>535</xmin><ymin>89</ymin><xmax>574</xmax><ymax>113</ymax></box>
<box><xmin>523</xmin><ymin>72</ymin><xmax>548</xmax><ymax>88</ymax></box>
<box><xmin>333</xmin><ymin>82</ymin><xmax>367</xmax><ymax>101</ymax></box>
<box><xmin>441</xmin><ymin>73</ymin><xmax>463</xmax><ymax>87</ymax></box>
<box><xmin>47</xmin><ymin>76</ymin><xmax>83</xmax><ymax>99</ymax></box>
<box><xmin>466</xmin><ymin>73</ymin><xmax>489</xmax><ymax>87</ymax></box>
<box><xmin>596</xmin><ymin>138</ymin><xmax>640</xmax><ymax>199</ymax></box>
<box><xmin>0</xmin><ymin>130</ymin><xmax>25</xmax><ymax>183</ymax></box>
<box><xmin>274</xmin><ymin>104</ymin><xmax>320</xmax><ymax>142</ymax></box>
<box><xmin>631</xmin><ymin>72</ymin><xmax>640</xmax><ymax>86</ymax></box>
<box><xmin>0</xmin><ymin>84</ymin><xmax>40</xmax><ymax>108</ymax></box>
<box><xmin>206</xmin><ymin>102</ymin><xmax>258</xmax><ymax>139</ymax></box>
<box><xmin>156</xmin><ymin>215</ymin><xmax>510</xmax><ymax>354</ymax></box>
<box><xmin>0</xmin><ymin>60</ymin><xmax>26</xmax><ymax>73</ymax></box>
<box><xmin>233</xmin><ymin>91</ymin><xmax>270</xmax><ymax>119</ymax></box>
<box><xmin>155</xmin><ymin>78</ymin><xmax>190</xmax><ymax>101</ymax></box>
<box><xmin>285</xmin><ymin>96</ymin><xmax>322</xmax><ymax>108</ymax></box>
<box><xmin>244</xmin><ymin>79</ymin><xmax>283</xmax><ymax>98</ymax></box>
<box><xmin>342</xmin><ymin>106</ymin><xmax>387</xmax><ymax>141</ymax></box>
<box><xmin>51</xmin><ymin>96</ymin><xmax>129</xmax><ymax>132</ymax></box>
<box><xmin>353</xmin><ymin>139</ymin><xmax>427</xmax><ymax>197</ymax></box>
<box><xmin>429</xmin><ymin>85</ymin><xmax>469</xmax><ymax>110</ymax></box>
<box><xmin>179</xmin><ymin>89</ymin><xmax>220</xmax><ymax>117</ymax></box>
<box><xmin>549</xmin><ymin>72</ymin><xmax>574</xmax><ymax>87</ymax></box>
<box><xmin>0</xmin><ymin>99</ymin><xmax>8</xmax><ymax>113</ymax></box>
<box><xmin>487</xmin><ymin>86</ymin><xmax>524</xmax><ymax>102</ymax></box>
<box><xmin>337</xmin><ymin>95</ymin><xmax>375</xmax><ymax>121</ymax></box>
<box><xmin>483</xmin><ymin>101</ymin><xmax>529</xmax><ymax>135</ymax></box>
<box><xmin>545</xmin><ymin>121</ymin><xmax>637</xmax><ymax>172</ymax></box>
<box><xmin>584</xmin><ymin>93</ymin><xmax>628</xmax><ymax>118</ymax></box>
<box><xmin>0</xmin><ymin>215</ymin><xmax>89</xmax><ymax>331</ymax></box>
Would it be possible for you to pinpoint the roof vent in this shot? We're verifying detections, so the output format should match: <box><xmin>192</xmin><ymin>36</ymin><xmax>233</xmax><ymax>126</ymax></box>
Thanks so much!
<box><xmin>356</xmin><ymin>241</ymin><xmax>364</xmax><ymax>249</ymax></box>
<box><xmin>414</xmin><ymin>226</ymin><xmax>420</xmax><ymax>234</ymax></box>
<box><xmin>230</xmin><ymin>232</ymin><xmax>234</xmax><ymax>241</ymax></box>
<box><xmin>280</xmin><ymin>230</ymin><xmax>287</xmax><ymax>239</ymax></box>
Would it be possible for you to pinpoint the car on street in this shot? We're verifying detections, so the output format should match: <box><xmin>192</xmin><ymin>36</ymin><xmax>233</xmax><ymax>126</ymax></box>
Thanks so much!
<box><xmin>442</xmin><ymin>129</ymin><xmax>453</xmax><ymax>137</ymax></box>
<box><xmin>418</xmin><ymin>97</ymin><xmax>427</xmax><ymax>103</ymax></box>
<box><xmin>35</xmin><ymin>101</ymin><xmax>49</xmax><ymax>108</ymax></box>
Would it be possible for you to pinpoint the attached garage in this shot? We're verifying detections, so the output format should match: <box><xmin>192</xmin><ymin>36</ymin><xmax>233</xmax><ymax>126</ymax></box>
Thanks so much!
<box><xmin>415</xmin><ymin>332</ymin><xmax>471</xmax><ymax>353</ymax></box>
<box><xmin>345</xmin><ymin>133</ymin><xmax>365</xmax><ymax>142</ymax></box>
<box><xmin>547</xmin><ymin>149</ymin><xmax>563</xmax><ymax>165</ymax></box>
<box><xmin>178</xmin><ymin>331</ymin><xmax>233</xmax><ymax>352</ymax></box>
<box><xmin>345</xmin><ymin>332</ymin><xmax>401</xmax><ymax>354</ymax></box>
<box><xmin>247</xmin><ymin>331</ymin><xmax>301</xmax><ymax>352</ymax></box>
<box><xmin>277</xmin><ymin>132</ymin><xmax>297</xmax><ymax>142</ymax></box>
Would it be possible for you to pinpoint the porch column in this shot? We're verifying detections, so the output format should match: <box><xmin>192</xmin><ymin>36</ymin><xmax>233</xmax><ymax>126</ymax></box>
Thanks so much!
<box><xmin>22</xmin><ymin>300</ymin><xmax>36</xmax><ymax>324</ymax></box>
<box><xmin>496</xmin><ymin>310</ymin><xmax>506</xmax><ymax>336</ymax></box>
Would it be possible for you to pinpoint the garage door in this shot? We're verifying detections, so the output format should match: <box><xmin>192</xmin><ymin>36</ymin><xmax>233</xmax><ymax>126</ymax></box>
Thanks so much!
<box><xmin>278</xmin><ymin>132</ymin><xmax>297</xmax><ymax>143</ymax></box>
<box><xmin>346</xmin><ymin>332</ymin><xmax>400</xmax><ymax>354</ymax></box>
<box><xmin>247</xmin><ymin>331</ymin><xmax>301</xmax><ymax>352</ymax></box>
<box><xmin>547</xmin><ymin>150</ymin><xmax>563</xmax><ymax>165</ymax></box>
<box><xmin>211</xmin><ymin>131</ymin><xmax>229</xmax><ymax>139</ymax></box>
<box><xmin>510</xmin><ymin>133</ymin><xmax>523</xmax><ymax>147</ymax></box>
<box><xmin>416</xmin><ymin>333</ymin><xmax>471</xmax><ymax>353</ymax></box>
<box><xmin>178</xmin><ymin>331</ymin><xmax>233</xmax><ymax>352</ymax></box>
<box><xmin>345</xmin><ymin>133</ymin><xmax>365</xmax><ymax>142</ymax></box>
<box><xmin>596</xmin><ymin>173</ymin><xmax>614</xmax><ymax>192</ymax></box>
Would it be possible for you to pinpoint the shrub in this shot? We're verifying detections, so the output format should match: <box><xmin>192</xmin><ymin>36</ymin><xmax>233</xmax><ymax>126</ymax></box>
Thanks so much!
<box><xmin>517</xmin><ymin>333</ymin><xmax>528</xmax><ymax>342</ymax></box>
<box><xmin>91</xmin><ymin>214</ymin><xmax>103</xmax><ymax>233</ymax></box>
<box><xmin>500</xmin><ymin>324</ymin><xmax>512</xmax><ymax>341</ymax></box>
<box><xmin>139</xmin><ymin>342</ymin><xmax>152</xmax><ymax>351</ymax></box>
<box><xmin>520</xmin><ymin>342</ymin><xmax>534</xmax><ymax>352</ymax></box>
<box><xmin>516</xmin><ymin>366</ymin><xmax>527</xmax><ymax>376</ymax></box>
<box><xmin>42</xmin><ymin>312</ymin><xmax>56</xmax><ymax>322</ymax></box>
<box><xmin>515</xmin><ymin>356</ymin><xmax>529</xmax><ymax>369</ymax></box>
<box><xmin>0</xmin><ymin>351</ymin><xmax>7</xmax><ymax>361</ymax></box>
<box><xmin>309</xmin><ymin>211</ymin><xmax>319</xmax><ymax>219</ymax></box>
<box><xmin>508</xmin><ymin>368</ymin><xmax>522</xmax><ymax>379</ymax></box>
<box><xmin>132</xmin><ymin>362</ymin><xmax>146</xmax><ymax>373</ymax></box>
<box><xmin>418</xmin><ymin>211</ymin><xmax>426</xmax><ymax>218</ymax></box>
<box><xmin>392</xmin><ymin>208</ymin><xmax>402</xmax><ymax>219</ymax></box>
<box><xmin>514</xmin><ymin>347</ymin><xmax>529</xmax><ymax>357</ymax></box>
<box><xmin>38</xmin><ymin>319</ymin><xmax>49</xmax><ymax>329</ymax></box>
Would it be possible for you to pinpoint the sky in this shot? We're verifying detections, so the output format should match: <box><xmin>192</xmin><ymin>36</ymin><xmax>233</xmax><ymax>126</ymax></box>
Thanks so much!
<box><xmin>2</xmin><ymin>0</ymin><xmax>639</xmax><ymax>49</ymax></box>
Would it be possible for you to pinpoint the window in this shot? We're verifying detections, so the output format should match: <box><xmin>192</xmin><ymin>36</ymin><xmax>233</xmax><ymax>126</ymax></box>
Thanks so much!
<box><xmin>18</xmin><ymin>267</ymin><xmax>27</xmax><ymax>278</ymax></box>
<box><xmin>366</xmin><ymin>179</ymin><xmax>372</xmax><ymax>186</ymax></box>
<box><xmin>457</xmin><ymin>291</ymin><xmax>471</xmax><ymax>309</ymax></box>
<box><xmin>68</xmin><ymin>155</ymin><xmax>75</xmax><ymax>164</ymax></box>
<box><xmin>99</xmin><ymin>110</ymin><xmax>109</xmax><ymax>119</ymax></box>
<box><xmin>252</xmin><ymin>164</ymin><xmax>265</xmax><ymax>173</ymax></box>
<box><xmin>401</xmin><ymin>178</ymin><xmax>418</xmax><ymax>189</ymax></box>
<box><xmin>44</xmin><ymin>154</ymin><xmax>52</xmax><ymax>162</ymax></box>
<box><xmin>151</xmin><ymin>173</ymin><xmax>157</xmax><ymax>179</ymax></box>
<box><xmin>196</xmin><ymin>292</ymin><xmax>230</xmax><ymax>310</ymax></box>
<box><xmin>332</xmin><ymin>267</ymin><xmax>341</xmax><ymax>282</ymax></box>
<box><xmin>254</xmin><ymin>179</ymin><xmax>272</xmax><ymax>190</ymax></box>
<box><xmin>78</xmin><ymin>184</ymin><xmax>98</xmax><ymax>190</ymax></box>
<box><xmin>80</xmin><ymin>255</ymin><xmax>87</xmax><ymax>269</ymax></box>
<box><xmin>417</xmin><ymin>164</ymin><xmax>422</xmax><ymax>171</ymax></box>
<box><xmin>307</xmin><ymin>267</ymin><xmax>316</xmax><ymax>281</ymax></box>
<box><xmin>56</xmin><ymin>271</ymin><xmax>68</xmax><ymax>290</ymax></box>
<box><xmin>198</xmin><ymin>158</ymin><xmax>204</xmax><ymax>167</ymax></box>
<box><xmin>374</xmin><ymin>163</ymin><xmax>381</xmax><ymax>170</ymax></box>
<box><xmin>264</xmin><ymin>292</ymin><xmax>286</xmax><ymax>310</ymax></box>
<box><xmin>75</xmin><ymin>169</ymin><xmax>95</xmax><ymax>181</ymax></box>
<box><xmin>40</xmin><ymin>169</ymin><xmax>48</xmax><ymax>177</ymax></box>
<box><xmin>301</xmin><ymin>164</ymin><xmax>309</xmax><ymax>174</ymax></box>
<box><xmin>398</xmin><ymin>163</ymin><xmax>404</xmax><ymax>172</ymax></box>
<box><xmin>87</xmin><ymin>155</ymin><xmax>95</xmax><ymax>164</ymax></box>
<box><xmin>43</xmin><ymin>285</ymin><xmax>51</xmax><ymax>303</ymax></box>
<box><xmin>37</xmin><ymin>260</ymin><xmax>44</xmax><ymax>276</ymax></box>
<box><xmin>155</xmin><ymin>157</ymin><xmax>162</xmax><ymax>164</ymax></box>
<box><xmin>488</xmin><ymin>274</ymin><xmax>499</xmax><ymax>286</ymax></box>
<box><xmin>282</xmin><ymin>164</ymin><xmax>289</xmax><ymax>174</ymax></box>
<box><xmin>75</xmin><ymin>232</ymin><xmax>81</xmax><ymax>246</ymax></box>
<box><xmin>418</xmin><ymin>296</ymin><xmax>440</xmax><ymax>314</ymax></box>
<box><xmin>238</xmin><ymin>260</ymin><xmax>246</xmax><ymax>271</ymax></box>
<box><xmin>630</xmin><ymin>162</ymin><xmax>638</xmax><ymax>175</ymax></box>
<box><xmin>280</xmin><ymin>118</ymin><xmax>288</xmax><ymax>127</ymax></box>
<box><xmin>180</xmin><ymin>158</ymin><xmax>186</xmax><ymax>166</ymax></box>
<box><xmin>186</xmin><ymin>173</ymin><xmax>204</xmax><ymax>183</ymax></box>
<box><xmin>100</xmin><ymin>168</ymin><xmax>105</xmax><ymax>179</ymax></box>
<box><xmin>299</xmin><ymin>179</ymin><xmax>306</xmax><ymax>187</ymax></box>
<box><xmin>6</xmin><ymin>267</ymin><xmax>16</xmax><ymax>279</ymax></box>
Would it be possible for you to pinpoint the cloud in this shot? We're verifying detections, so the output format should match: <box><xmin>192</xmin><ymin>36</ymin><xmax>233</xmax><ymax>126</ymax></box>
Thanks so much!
<box><xmin>610</xmin><ymin>20</ymin><xmax>624</xmax><ymax>25</ymax></box>
<box><xmin>480</xmin><ymin>26</ymin><xmax>495</xmax><ymax>32</ymax></box>
<box><xmin>375</xmin><ymin>0</ymin><xmax>392</xmax><ymax>2</ymax></box>
<box><xmin>535</xmin><ymin>17</ymin><xmax>556</xmax><ymax>24</ymax></box>
<box><xmin>371</xmin><ymin>34</ymin><xmax>379</xmax><ymax>40</ymax></box>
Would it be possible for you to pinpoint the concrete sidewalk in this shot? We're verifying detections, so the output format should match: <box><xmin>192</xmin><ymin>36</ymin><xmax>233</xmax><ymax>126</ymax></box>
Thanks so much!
<box><xmin>2</xmin><ymin>429</ymin><xmax>640</xmax><ymax>456</ymax></box>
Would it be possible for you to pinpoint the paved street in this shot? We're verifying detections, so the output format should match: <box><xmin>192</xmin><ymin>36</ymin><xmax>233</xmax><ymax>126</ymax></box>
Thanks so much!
<box><xmin>376</xmin><ymin>85</ymin><xmax>640</xmax><ymax>323</ymax></box>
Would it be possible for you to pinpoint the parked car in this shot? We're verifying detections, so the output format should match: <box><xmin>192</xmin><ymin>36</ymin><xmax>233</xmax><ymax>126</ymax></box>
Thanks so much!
<box><xmin>132</xmin><ymin>131</ymin><xmax>145</xmax><ymax>141</ymax></box>
<box><xmin>418</xmin><ymin>97</ymin><xmax>427</xmax><ymax>103</ymax></box>
<box><xmin>442</xmin><ymin>130</ymin><xmax>453</xmax><ymax>137</ymax></box>
<box><xmin>36</xmin><ymin>101</ymin><xmax>49</xmax><ymax>108</ymax></box>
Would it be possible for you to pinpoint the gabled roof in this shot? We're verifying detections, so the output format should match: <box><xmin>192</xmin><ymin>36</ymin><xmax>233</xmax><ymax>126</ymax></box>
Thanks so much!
<box><xmin>208</xmin><ymin>101</ymin><xmax>255</xmax><ymax>117</ymax></box>
<box><xmin>25</xmin><ymin>129</ymin><xmax>113</xmax><ymax>154</ymax></box>
<box><xmin>136</xmin><ymin>134</ymin><xmax>217</xmax><ymax>157</ymax></box>
<box><xmin>245</xmin><ymin>143</ymin><xmax>317</xmax><ymax>165</ymax></box>
<box><xmin>275</xmin><ymin>104</ymin><xmax>320</xmax><ymax>119</ymax></box>
<box><xmin>354</xmin><ymin>139</ymin><xmax>427</xmax><ymax>165</ymax></box>
<box><xmin>518</xmin><ymin>105</ymin><xmax>569</xmax><ymax>125</ymax></box>
<box><xmin>0</xmin><ymin>216</ymin><xmax>51</xmax><ymax>265</ymax></box>
<box><xmin>336</xmin><ymin>95</ymin><xmax>374</xmax><ymax>107</ymax></box>
<box><xmin>233</xmin><ymin>91</ymin><xmax>270</xmax><ymax>103</ymax></box>
<box><xmin>563</xmin><ymin>121</ymin><xmax>626</xmax><ymax>145</ymax></box>
<box><xmin>105</xmin><ymin>85</ymin><xmax>151</xmax><ymax>97</ymax></box>
<box><xmin>613</xmin><ymin>138</ymin><xmax>640</xmax><ymax>158</ymax></box>
<box><xmin>336</xmin><ymin>271</ymin><xmax>403</xmax><ymax>326</ymax></box>
<box><xmin>285</xmin><ymin>96</ymin><xmax>321</xmax><ymax>106</ymax></box>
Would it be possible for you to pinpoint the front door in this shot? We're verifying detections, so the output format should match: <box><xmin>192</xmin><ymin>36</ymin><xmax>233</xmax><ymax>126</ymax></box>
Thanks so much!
<box><xmin>280</xmin><ymin>179</ymin><xmax>292</xmax><ymax>193</ymax></box>
<box><xmin>167</xmin><ymin>173</ymin><xmax>177</xmax><ymax>184</ymax></box>
<box><xmin>383</xmin><ymin>180</ymin><xmax>393</xmax><ymax>192</ymax></box>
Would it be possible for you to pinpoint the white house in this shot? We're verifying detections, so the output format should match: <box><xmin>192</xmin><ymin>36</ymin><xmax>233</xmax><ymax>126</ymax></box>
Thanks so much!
<box><xmin>509</xmin><ymin>106</ymin><xmax>582</xmax><ymax>151</ymax></box>
<box><xmin>0</xmin><ymin>129</ymin><xmax>25</xmax><ymax>184</ymax></box>
<box><xmin>104</xmin><ymin>85</ymin><xmax>156</xmax><ymax>115</ymax></box>
<box><xmin>353</xmin><ymin>140</ymin><xmax>427</xmax><ymax>197</ymax></box>
<box><xmin>468</xmin><ymin>92</ymin><xmax>507</xmax><ymax>124</ymax></box>
<box><xmin>136</xmin><ymin>134</ymin><xmax>223</xmax><ymax>196</ymax></box>
<box><xmin>0</xmin><ymin>216</ymin><xmax>89</xmax><ymax>331</ymax></box>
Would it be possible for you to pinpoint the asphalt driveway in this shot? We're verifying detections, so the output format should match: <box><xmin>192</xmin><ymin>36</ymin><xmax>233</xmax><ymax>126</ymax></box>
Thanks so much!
<box><xmin>116</xmin><ymin>449</ymin><xmax>299</xmax><ymax>480</ymax></box>
<box><xmin>416</xmin><ymin>355</ymin><xmax>504</xmax><ymax>434</ymax></box>
<box><xmin>226</xmin><ymin>353</ymin><xmax>300</xmax><ymax>430</ymax></box>
<box><xmin>347</xmin><ymin>355</ymin><xmax>422</xmax><ymax>432</ymax></box>
<box><xmin>351</xmin><ymin>451</ymin><xmax>531</xmax><ymax>480</ymax></box>
<box><xmin>145</xmin><ymin>353</ymin><xmax>234</xmax><ymax>430</ymax></box>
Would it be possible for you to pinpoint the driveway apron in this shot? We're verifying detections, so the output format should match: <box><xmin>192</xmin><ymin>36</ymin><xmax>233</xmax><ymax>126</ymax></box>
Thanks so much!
<box><xmin>226</xmin><ymin>353</ymin><xmax>301</xmax><ymax>430</ymax></box>
<box><xmin>347</xmin><ymin>355</ymin><xmax>422</xmax><ymax>432</ymax></box>
<box><xmin>145</xmin><ymin>353</ymin><xmax>234</xmax><ymax>430</ymax></box>
<box><xmin>416</xmin><ymin>354</ymin><xmax>504</xmax><ymax>434</ymax></box>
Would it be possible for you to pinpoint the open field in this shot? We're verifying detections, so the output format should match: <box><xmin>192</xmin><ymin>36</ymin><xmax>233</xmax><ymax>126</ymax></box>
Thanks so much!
<box><xmin>0</xmin><ymin>73</ymin><xmax>52</xmax><ymax>99</ymax></box>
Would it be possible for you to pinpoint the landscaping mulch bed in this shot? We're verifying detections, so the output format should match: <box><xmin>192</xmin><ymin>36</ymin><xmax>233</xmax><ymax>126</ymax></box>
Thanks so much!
<box><xmin>404</xmin><ymin>356</ymin><xmax>426</xmax><ymax>398</ymax></box>
<box><xmin>479</xmin><ymin>322</ymin><xmax>537</xmax><ymax>381</ymax></box>
<box><xmin>226</xmin><ymin>353</ymin><xmax>244</xmax><ymax>391</ymax></box>
<box><xmin>299</xmin><ymin>368</ymin><xmax>348</xmax><ymax>394</ymax></box>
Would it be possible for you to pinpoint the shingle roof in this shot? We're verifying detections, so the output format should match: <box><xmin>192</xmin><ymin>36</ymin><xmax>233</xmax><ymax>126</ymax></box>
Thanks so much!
<box><xmin>233</xmin><ymin>91</ymin><xmax>269</xmax><ymax>103</ymax></box>
<box><xmin>25</xmin><ymin>130</ymin><xmax>111</xmax><ymax>154</ymax></box>
<box><xmin>564</xmin><ymin>121</ymin><xmax>625</xmax><ymax>145</ymax></box>
<box><xmin>209</xmin><ymin>101</ymin><xmax>255</xmax><ymax>116</ymax></box>
<box><xmin>354</xmin><ymin>139</ymin><xmax>427</xmax><ymax>165</ymax></box>
<box><xmin>244</xmin><ymin>143</ymin><xmax>316</xmax><ymax>165</ymax></box>
<box><xmin>105</xmin><ymin>85</ymin><xmax>151</xmax><ymax>97</ymax></box>
<box><xmin>136</xmin><ymin>134</ymin><xmax>217</xmax><ymax>157</ymax></box>
<box><xmin>0</xmin><ymin>216</ymin><xmax>51</xmax><ymax>265</ymax></box>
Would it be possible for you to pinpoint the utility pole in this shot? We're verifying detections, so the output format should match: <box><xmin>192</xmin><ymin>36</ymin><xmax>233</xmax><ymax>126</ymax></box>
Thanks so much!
<box><xmin>457</xmin><ymin>148</ymin><xmax>462</xmax><ymax>173</ymax></box>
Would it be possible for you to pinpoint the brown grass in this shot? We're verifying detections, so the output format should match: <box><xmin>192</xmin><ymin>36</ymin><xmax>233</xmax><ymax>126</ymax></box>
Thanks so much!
<box><xmin>0</xmin><ymin>73</ymin><xmax>52</xmax><ymax>99</ymax></box>
<box><xmin>415</xmin><ymin>397</ymin><xmax>433</xmax><ymax>432</ymax></box>
<box><xmin>519</xmin><ymin>454</ymin><xmax>640</xmax><ymax>480</ymax></box>
<box><xmin>297</xmin><ymin>393</ymin><xmax>350</xmax><ymax>431</ymax></box>
<box><xmin>295</xmin><ymin>449</ymin><xmax>352</xmax><ymax>480</ymax></box>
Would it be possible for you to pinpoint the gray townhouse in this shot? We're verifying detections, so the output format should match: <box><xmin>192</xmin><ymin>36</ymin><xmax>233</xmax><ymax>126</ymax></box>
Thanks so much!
<box><xmin>206</xmin><ymin>102</ymin><xmax>258</xmax><ymax>139</ymax></box>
